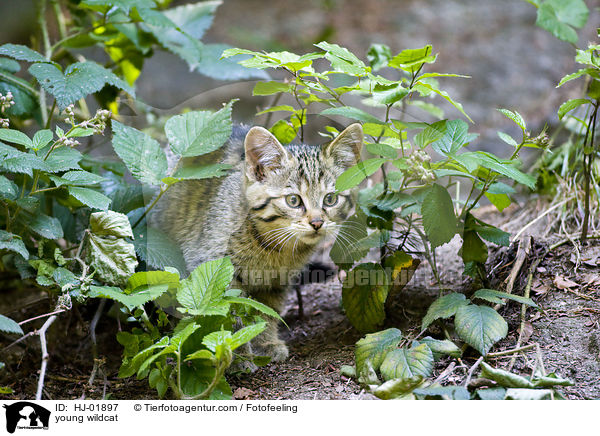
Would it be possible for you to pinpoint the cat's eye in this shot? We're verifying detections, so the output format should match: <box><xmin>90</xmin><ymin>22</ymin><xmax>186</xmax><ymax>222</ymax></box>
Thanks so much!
<box><xmin>285</xmin><ymin>194</ymin><xmax>302</xmax><ymax>208</ymax></box>
<box><xmin>323</xmin><ymin>192</ymin><xmax>338</xmax><ymax>207</ymax></box>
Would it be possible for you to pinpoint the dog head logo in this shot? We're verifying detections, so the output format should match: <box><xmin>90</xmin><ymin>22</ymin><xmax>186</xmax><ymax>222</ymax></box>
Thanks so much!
<box><xmin>3</xmin><ymin>402</ymin><xmax>50</xmax><ymax>433</ymax></box>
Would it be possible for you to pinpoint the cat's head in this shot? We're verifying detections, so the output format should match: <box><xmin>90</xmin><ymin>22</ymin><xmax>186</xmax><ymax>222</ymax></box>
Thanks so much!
<box><xmin>243</xmin><ymin>124</ymin><xmax>363</xmax><ymax>249</ymax></box>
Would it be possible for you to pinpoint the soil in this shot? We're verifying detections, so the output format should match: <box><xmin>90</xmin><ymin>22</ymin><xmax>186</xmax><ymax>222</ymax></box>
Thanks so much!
<box><xmin>2</xmin><ymin>202</ymin><xmax>599</xmax><ymax>400</ymax></box>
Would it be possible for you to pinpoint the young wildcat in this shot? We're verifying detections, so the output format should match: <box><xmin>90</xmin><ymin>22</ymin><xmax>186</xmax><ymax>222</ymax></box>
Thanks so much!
<box><xmin>153</xmin><ymin>123</ymin><xmax>363</xmax><ymax>362</ymax></box>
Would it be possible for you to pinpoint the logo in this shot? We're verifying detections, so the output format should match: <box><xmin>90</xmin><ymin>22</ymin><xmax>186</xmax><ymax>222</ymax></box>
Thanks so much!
<box><xmin>3</xmin><ymin>402</ymin><xmax>50</xmax><ymax>433</ymax></box>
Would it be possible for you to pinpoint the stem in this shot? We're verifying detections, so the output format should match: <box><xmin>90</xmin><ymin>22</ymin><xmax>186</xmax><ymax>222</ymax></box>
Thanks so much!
<box><xmin>45</xmin><ymin>100</ymin><xmax>57</xmax><ymax>130</ymax></box>
<box><xmin>133</xmin><ymin>185</ymin><xmax>170</xmax><ymax>229</ymax></box>
<box><xmin>0</xmin><ymin>71</ymin><xmax>39</xmax><ymax>97</ymax></box>
<box><xmin>581</xmin><ymin>100</ymin><xmax>598</xmax><ymax>241</ymax></box>
<box><xmin>50</xmin><ymin>0</ymin><xmax>67</xmax><ymax>39</ymax></box>
<box><xmin>37</xmin><ymin>0</ymin><xmax>51</xmax><ymax>126</ymax></box>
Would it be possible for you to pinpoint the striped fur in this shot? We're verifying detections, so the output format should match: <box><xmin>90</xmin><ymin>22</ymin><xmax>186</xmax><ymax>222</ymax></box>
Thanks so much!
<box><xmin>153</xmin><ymin>123</ymin><xmax>363</xmax><ymax>363</ymax></box>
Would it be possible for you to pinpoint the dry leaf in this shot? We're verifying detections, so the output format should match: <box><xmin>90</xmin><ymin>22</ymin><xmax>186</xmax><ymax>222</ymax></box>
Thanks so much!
<box><xmin>233</xmin><ymin>387</ymin><xmax>255</xmax><ymax>400</ymax></box>
<box><xmin>581</xmin><ymin>273</ymin><xmax>600</xmax><ymax>287</ymax></box>
<box><xmin>532</xmin><ymin>279</ymin><xmax>550</xmax><ymax>295</ymax></box>
<box><xmin>553</xmin><ymin>275</ymin><xmax>579</xmax><ymax>290</ymax></box>
<box><xmin>519</xmin><ymin>321</ymin><xmax>534</xmax><ymax>343</ymax></box>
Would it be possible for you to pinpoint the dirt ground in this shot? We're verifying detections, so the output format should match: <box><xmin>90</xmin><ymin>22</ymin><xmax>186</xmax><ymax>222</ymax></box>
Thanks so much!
<box><xmin>1</xmin><ymin>202</ymin><xmax>599</xmax><ymax>400</ymax></box>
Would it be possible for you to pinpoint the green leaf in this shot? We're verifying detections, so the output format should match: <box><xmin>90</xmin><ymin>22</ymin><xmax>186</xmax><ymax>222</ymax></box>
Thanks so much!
<box><xmin>252</xmin><ymin>81</ymin><xmax>292</xmax><ymax>96</ymax></box>
<box><xmin>321</xmin><ymin>106</ymin><xmax>382</xmax><ymax>125</ymax></box>
<box><xmin>126</xmin><ymin>270</ymin><xmax>179</xmax><ymax>293</ymax></box>
<box><xmin>472</xmin><ymin>289</ymin><xmax>539</xmax><ymax>308</ymax></box>
<box><xmin>0</xmin><ymin>75</ymin><xmax>37</xmax><ymax>117</ymax></box>
<box><xmin>366</xmin><ymin>143</ymin><xmax>397</xmax><ymax>159</ymax></box>
<box><xmin>68</xmin><ymin>187</ymin><xmax>111</xmax><ymax>210</ymax></box>
<box><xmin>535</xmin><ymin>0</ymin><xmax>589</xmax><ymax>44</ymax></box>
<box><xmin>329</xmin><ymin>214</ymin><xmax>369</xmax><ymax>269</ymax></box>
<box><xmin>23</xmin><ymin>213</ymin><xmax>63</xmax><ymax>239</ymax></box>
<box><xmin>163</xmin><ymin>164</ymin><xmax>231</xmax><ymax>185</ymax></box>
<box><xmin>504</xmin><ymin>388</ymin><xmax>553</xmax><ymax>400</ymax></box>
<box><xmin>143</xmin><ymin>2</ymin><xmax>218</xmax><ymax>69</ymax></box>
<box><xmin>415</xmin><ymin>82</ymin><xmax>473</xmax><ymax>123</ymax></box>
<box><xmin>373</xmin><ymin>377</ymin><xmax>423</xmax><ymax>400</ymax></box>
<box><xmin>422</xmin><ymin>292</ymin><xmax>468</xmax><ymax>330</ymax></box>
<box><xmin>224</xmin><ymin>296</ymin><xmax>284</xmax><ymax>322</ymax></box>
<box><xmin>0</xmin><ymin>44</ymin><xmax>47</xmax><ymax>62</ymax></box>
<box><xmin>430</xmin><ymin>119</ymin><xmax>470</xmax><ymax>155</ymax></box>
<box><xmin>380</xmin><ymin>343</ymin><xmax>434</xmax><ymax>381</ymax></box>
<box><xmin>342</xmin><ymin>263</ymin><xmax>390</xmax><ymax>332</ymax></box>
<box><xmin>87</xmin><ymin>235</ymin><xmax>138</xmax><ymax>287</ymax></box>
<box><xmin>50</xmin><ymin>170</ymin><xmax>106</xmax><ymax>187</ymax></box>
<box><xmin>485</xmin><ymin>193</ymin><xmax>511</xmax><ymax>211</ymax></box>
<box><xmin>82</xmin><ymin>0</ymin><xmax>156</xmax><ymax>14</ymax></box>
<box><xmin>32</xmin><ymin>130</ymin><xmax>53</xmax><ymax>150</ymax></box>
<box><xmin>88</xmin><ymin>284</ymin><xmax>167</xmax><ymax>310</ymax></box>
<box><xmin>414</xmin><ymin>120</ymin><xmax>447</xmax><ymax>149</ymax></box>
<box><xmin>497</xmin><ymin>108</ymin><xmax>526</xmax><ymax>131</ymax></box>
<box><xmin>460</xmin><ymin>228</ymin><xmax>489</xmax><ymax>264</ymax></box>
<box><xmin>0</xmin><ymin>230</ymin><xmax>28</xmax><ymax>259</ymax></box>
<box><xmin>132</xmin><ymin>227</ymin><xmax>187</xmax><ymax>275</ymax></box>
<box><xmin>557</xmin><ymin>68</ymin><xmax>598</xmax><ymax>87</ymax></box>
<box><xmin>230</xmin><ymin>322</ymin><xmax>267</xmax><ymax>350</ymax></box>
<box><xmin>413</xmin><ymin>385</ymin><xmax>470</xmax><ymax>400</ymax></box>
<box><xmin>111</xmin><ymin>120</ymin><xmax>167</xmax><ymax>185</ymax></box>
<box><xmin>558</xmin><ymin>98</ymin><xmax>590</xmax><ymax>120</ymax></box>
<box><xmin>0</xmin><ymin>176</ymin><xmax>17</xmax><ymax>200</ymax></box>
<box><xmin>388</xmin><ymin>45</ymin><xmax>436</xmax><ymax>72</ymax></box>
<box><xmin>66</xmin><ymin>127</ymin><xmax>94</xmax><ymax>138</ymax></box>
<box><xmin>42</xmin><ymin>147</ymin><xmax>83</xmax><ymax>173</ymax></box>
<box><xmin>355</xmin><ymin>328</ymin><xmax>403</xmax><ymax>376</ymax></box>
<box><xmin>418</xmin><ymin>337</ymin><xmax>462</xmax><ymax>359</ymax></box>
<box><xmin>335</xmin><ymin>158</ymin><xmax>386</xmax><ymax>192</ymax></box>
<box><xmin>0</xmin><ymin>314</ymin><xmax>23</xmax><ymax>335</ymax></box>
<box><xmin>474</xmin><ymin>223</ymin><xmax>510</xmax><ymax>246</ymax></box>
<box><xmin>455</xmin><ymin>304</ymin><xmax>508</xmax><ymax>355</ymax></box>
<box><xmin>165</xmin><ymin>100</ymin><xmax>234</xmax><ymax>157</ymax></box>
<box><xmin>531</xmin><ymin>372</ymin><xmax>574</xmax><ymax>387</ymax></box>
<box><xmin>0</xmin><ymin>129</ymin><xmax>33</xmax><ymax>149</ymax></box>
<box><xmin>315</xmin><ymin>41</ymin><xmax>368</xmax><ymax>76</ymax></box>
<box><xmin>177</xmin><ymin>257</ymin><xmax>233</xmax><ymax>316</ymax></box>
<box><xmin>367</xmin><ymin>44</ymin><xmax>392</xmax><ymax>71</ymax></box>
<box><xmin>458</xmin><ymin>151</ymin><xmax>536</xmax><ymax>189</ymax></box>
<box><xmin>194</xmin><ymin>43</ymin><xmax>269</xmax><ymax>81</ymax></box>
<box><xmin>29</xmin><ymin>61</ymin><xmax>134</xmax><ymax>109</ymax></box>
<box><xmin>497</xmin><ymin>131</ymin><xmax>518</xmax><ymax>147</ymax></box>
<box><xmin>479</xmin><ymin>362</ymin><xmax>534</xmax><ymax>388</ymax></box>
<box><xmin>269</xmin><ymin>119</ymin><xmax>296</xmax><ymax>144</ymax></box>
<box><xmin>90</xmin><ymin>210</ymin><xmax>133</xmax><ymax>238</ymax></box>
<box><xmin>421</xmin><ymin>184</ymin><xmax>457</xmax><ymax>248</ymax></box>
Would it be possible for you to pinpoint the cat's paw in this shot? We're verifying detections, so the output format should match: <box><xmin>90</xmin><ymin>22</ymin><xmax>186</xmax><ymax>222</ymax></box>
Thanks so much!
<box><xmin>228</xmin><ymin>359</ymin><xmax>259</xmax><ymax>374</ymax></box>
<box><xmin>264</xmin><ymin>342</ymin><xmax>289</xmax><ymax>362</ymax></box>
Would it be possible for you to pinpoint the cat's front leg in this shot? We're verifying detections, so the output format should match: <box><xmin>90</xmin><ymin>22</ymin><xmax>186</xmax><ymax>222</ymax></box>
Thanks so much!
<box><xmin>245</xmin><ymin>286</ymin><xmax>289</xmax><ymax>362</ymax></box>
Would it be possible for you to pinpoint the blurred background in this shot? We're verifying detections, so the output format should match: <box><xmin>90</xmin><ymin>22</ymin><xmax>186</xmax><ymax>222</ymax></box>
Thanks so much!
<box><xmin>1</xmin><ymin>0</ymin><xmax>598</xmax><ymax>152</ymax></box>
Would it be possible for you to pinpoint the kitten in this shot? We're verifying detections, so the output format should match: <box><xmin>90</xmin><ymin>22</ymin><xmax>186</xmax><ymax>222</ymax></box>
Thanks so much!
<box><xmin>154</xmin><ymin>123</ymin><xmax>363</xmax><ymax>363</ymax></box>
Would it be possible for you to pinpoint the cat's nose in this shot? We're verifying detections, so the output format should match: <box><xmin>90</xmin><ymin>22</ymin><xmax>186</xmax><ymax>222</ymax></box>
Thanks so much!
<box><xmin>310</xmin><ymin>218</ymin><xmax>324</xmax><ymax>231</ymax></box>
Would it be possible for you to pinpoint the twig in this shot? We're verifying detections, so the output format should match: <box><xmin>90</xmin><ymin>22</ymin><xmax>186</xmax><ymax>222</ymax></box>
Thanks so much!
<box><xmin>494</xmin><ymin>236</ymin><xmax>531</xmax><ymax>311</ymax></box>
<box><xmin>487</xmin><ymin>343</ymin><xmax>536</xmax><ymax>358</ymax></box>
<box><xmin>463</xmin><ymin>356</ymin><xmax>484</xmax><ymax>387</ymax></box>
<box><xmin>18</xmin><ymin>309</ymin><xmax>66</xmax><ymax>326</ymax></box>
<box><xmin>36</xmin><ymin>314</ymin><xmax>57</xmax><ymax>400</ymax></box>
<box><xmin>433</xmin><ymin>362</ymin><xmax>457</xmax><ymax>384</ymax></box>
<box><xmin>88</xmin><ymin>300</ymin><xmax>106</xmax><ymax>386</ymax></box>
<box><xmin>508</xmin><ymin>255</ymin><xmax>543</xmax><ymax>371</ymax></box>
<box><xmin>513</xmin><ymin>199</ymin><xmax>572</xmax><ymax>242</ymax></box>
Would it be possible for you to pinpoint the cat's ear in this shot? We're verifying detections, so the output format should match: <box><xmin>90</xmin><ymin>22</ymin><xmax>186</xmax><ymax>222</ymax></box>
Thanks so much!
<box><xmin>244</xmin><ymin>126</ymin><xmax>291</xmax><ymax>181</ymax></box>
<box><xmin>323</xmin><ymin>123</ymin><xmax>363</xmax><ymax>168</ymax></box>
